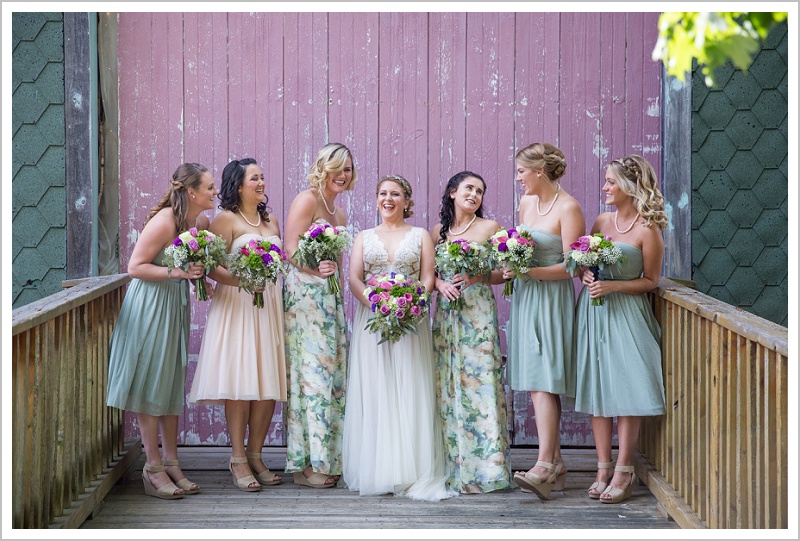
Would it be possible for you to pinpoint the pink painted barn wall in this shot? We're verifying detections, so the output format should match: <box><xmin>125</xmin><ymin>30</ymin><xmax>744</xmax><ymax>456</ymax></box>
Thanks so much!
<box><xmin>117</xmin><ymin>12</ymin><xmax>662</xmax><ymax>446</ymax></box>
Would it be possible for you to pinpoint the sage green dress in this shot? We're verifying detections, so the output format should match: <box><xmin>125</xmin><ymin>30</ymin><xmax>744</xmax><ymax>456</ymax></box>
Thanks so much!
<box><xmin>107</xmin><ymin>249</ymin><xmax>190</xmax><ymax>416</ymax></box>
<box><xmin>506</xmin><ymin>227</ymin><xmax>576</xmax><ymax>397</ymax></box>
<box><xmin>432</xmin><ymin>282</ymin><xmax>513</xmax><ymax>494</ymax></box>
<box><xmin>574</xmin><ymin>243</ymin><xmax>666</xmax><ymax>417</ymax></box>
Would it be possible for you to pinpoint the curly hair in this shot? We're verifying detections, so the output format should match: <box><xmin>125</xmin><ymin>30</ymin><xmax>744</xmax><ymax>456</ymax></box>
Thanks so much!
<box><xmin>144</xmin><ymin>162</ymin><xmax>209</xmax><ymax>232</ymax></box>
<box><xmin>516</xmin><ymin>142</ymin><xmax>567</xmax><ymax>182</ymax></box>
<box><xmin>307</xmin><ymin>143</ymin><xmax>357</xmax><ymax>191</ymax></box>
<box><xmin>377</xmin><ymin>175</ymin><xmax>415</xmax><ymax>218</ymax></box>
<box><xmin>438</xmin><ymin>171</ymin><xmax>485</xmax><ymax>244</ymax></box>
<box><xmin>607</xmin><ymin>154</ymin><xmax>668</xmax><ymax>230</ymax></box>
<box><xmin>218</xmin><ymin>158</ymin><xmax>270</xmax><ymax>222</ymax></box>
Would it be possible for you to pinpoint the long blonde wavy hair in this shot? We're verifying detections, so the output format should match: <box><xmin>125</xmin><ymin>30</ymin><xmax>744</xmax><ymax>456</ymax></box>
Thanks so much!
<box><xmin>607</xmin><ymin>154</ymin><xmax>668</xmax><ymax>231</ymax></box>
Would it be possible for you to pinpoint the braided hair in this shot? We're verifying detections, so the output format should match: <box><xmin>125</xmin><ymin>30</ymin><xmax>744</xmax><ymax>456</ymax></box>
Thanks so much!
<box><xmin>377</xmin><ymin>175</ymin><xmax>415</xmax><ymax>218</ymax></box>
<box><xmin>607</xmin><ymin>154</ymin><xmax>668</xmax><ymax>230</ymax></box>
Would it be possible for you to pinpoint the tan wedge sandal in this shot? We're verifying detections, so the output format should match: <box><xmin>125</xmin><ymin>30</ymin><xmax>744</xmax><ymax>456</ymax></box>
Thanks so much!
<box><xmin>230</xmin><ymin>456</ymin><xmax>261</xmax><ymax>492</ymax></box>
<box><xmin>142</xmin><ymin>463</ymin><xmax>184</xmax><ymax>500</ymax></box>
<box><xmin>246</xmin><ymin>451</ymin><xmax>282</xmax><ymax>486</ymax></box>
<box><xmin>599</xmin><ymin>465</ymin><xmax>636</xmax><ymax>504</ymax></box>
<box><xmin>513</xmin><ymin>460</ymin><xmax>559</xmax><ymax>500</ymax></box>
<box><xmin>587</xmin><ymin>460</ymin><xmax>615</xmax><ymax>499</ymax></box>
<box><xmin>163</xmin><ymin>459</ymin><xmax>200</xmax><ymax>495</ymax></box>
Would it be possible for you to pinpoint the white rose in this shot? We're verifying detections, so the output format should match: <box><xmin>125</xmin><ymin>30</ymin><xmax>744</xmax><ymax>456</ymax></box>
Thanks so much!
<box><xmin>506</xmin><ymin>237</ymin><xmax>519</xmax><ymax>248</ymax></box>
<box><xmin>323</xmin><ymin>227</ymin><xmax>335</xmax><ymax>237</ymax></box>
<box><xmin>178</xmin><ymin>231</ymin><xmax>194</xmax><ymax>243</ymax></box>
<box><xmin>394</xmin><ymin>274</ymin><xmax>405</xmax><ymax>282</ymax></box>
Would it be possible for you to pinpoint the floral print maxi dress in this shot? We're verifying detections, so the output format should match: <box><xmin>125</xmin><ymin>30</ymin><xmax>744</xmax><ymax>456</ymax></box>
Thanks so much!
<box><xmin>432</xmin><ymin>282</ymin><xmax>513</xmax><ymax>493</ymax></box>
<box><xmin>283</xmin><ymin>264</ymin><xmax>349</xmax><ymax>476</ymax></box>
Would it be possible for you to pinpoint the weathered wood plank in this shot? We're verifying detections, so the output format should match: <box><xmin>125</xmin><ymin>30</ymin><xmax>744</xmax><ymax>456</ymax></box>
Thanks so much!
<box><xmin>12</xmin><ymin>274</ymin><xmax>131</xmax><ymax>335</ymax></box>
<box><xmin>80</xmin><ymin>448</ymin><xmax>678</xmax><ymax>530</ymax></box>
<box><xmin>64</xmin><ymin>12</ymin><xmax>96</xmax><ymax>279</ymax></box>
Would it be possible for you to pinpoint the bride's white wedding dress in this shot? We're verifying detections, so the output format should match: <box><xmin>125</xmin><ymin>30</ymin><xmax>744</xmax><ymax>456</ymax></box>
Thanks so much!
<box><xmin>342</xmin><ymin>227</ymin><xmax>456</xmax><ymax>502</ymax></box>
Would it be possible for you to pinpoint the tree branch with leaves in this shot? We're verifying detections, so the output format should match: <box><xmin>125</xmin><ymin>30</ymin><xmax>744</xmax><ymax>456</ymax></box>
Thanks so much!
<box><xmin>652</xmin><ymin>12</ymin><xmax>788</xmax><ymax>87</ymax></box>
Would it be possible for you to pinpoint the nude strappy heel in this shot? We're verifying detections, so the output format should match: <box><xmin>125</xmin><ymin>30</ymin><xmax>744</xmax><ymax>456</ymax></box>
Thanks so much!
<box><xmin>599</xmin><ymin>465</ymin><xmax>636</xmax><ymax>504</ymax></box>
<box><xmin>142</xmin><ymin>463</ymin><xmax>184</xmax><ymax>500</ymax></box>
<box><xmin>513</xmin><ymin>460</ymin><xmax>559</xmax><ymax>500</ymax></box>
<box><xmin>553</xmin><ymin>457</ymin><xmax>567</xmax><ymax>491</ymax></box>
<box><xmin>229</xmin><ymin>456</ymin><xmax>261</xmax><ymax>492</ymax></box>
<box><xmin>162</xmin><ymin>459</ymin><xmax>200</xmax><ymax>495</ymax></box>
<box><xmin>587</xmin><ymin>460</ymin><xmax>615</xmax><ymax>499</ymax></box>
<box><xmin>246</xmin><ymin>451</ymin><xmax>282</xmax><ymax>486</ymax></box>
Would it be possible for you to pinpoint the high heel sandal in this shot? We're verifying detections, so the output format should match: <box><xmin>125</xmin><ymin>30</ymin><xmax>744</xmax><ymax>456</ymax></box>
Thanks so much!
<box><xmin>229</xmin><ymin>456</ymin><xmax>261</xmax><ymax>492</ymax></box>
<box><xmin>587</xmin><ymin>461</ymin><xmax>615</xmax><ymax>499</ymax></box>
<box><xmin>292</xmin><ymin>470</ymin><xmax>336</xmax><ymax>489</ymax></box>
<box><xmin>142</xmin><ymin>463</ymin><xmax>184</xmax><ymax>500</ymax></box>
<box><xmin>163</xmin><ymin>459</ymin><xmax>200</xmax><ymax>495</ymax></box>
<box><xmin>517</xmin><ymin>459</ymin><xmax>567</xmax><ymax>494</ymax></box>
<box><xmin>513</xmin><ymin>460</ymin><xmax>559</xmax><ymax>500</ymax></box>
<box><xmin>553</xmin><ymin>457</ymin><xmax>567</xmax><ymax>491</ymax></box>
<box><xmin>246</xmin><ymin>451</ymin><xmax>282</xmax><ymax>486</ymax></box>
<box><xmin>599</xmin><ymin>465</ymin><xmax>636</xmax><ymax>504</ymax></box>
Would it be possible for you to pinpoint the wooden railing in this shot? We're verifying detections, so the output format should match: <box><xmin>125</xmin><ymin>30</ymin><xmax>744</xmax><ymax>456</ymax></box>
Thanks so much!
<box><xmin>638</xmin><ymin>278</ymin><xmax>789</xmax><ymax>529</ymax></box>
<box><xmin>11</xmin><ymin>274</ymin><xmax>140</xmax><ymax>529</ymax></box>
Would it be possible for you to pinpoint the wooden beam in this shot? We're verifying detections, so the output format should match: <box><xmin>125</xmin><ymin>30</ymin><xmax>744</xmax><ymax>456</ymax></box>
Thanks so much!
<box><xmin>661</xmin><ymin>69</ymin><xmax>692</xmax><ymax>281</ymax></box>
<box><xmin>64</xmin><ymin>12</ymin><xmax>98</xmax><ymax>279</ymax></box>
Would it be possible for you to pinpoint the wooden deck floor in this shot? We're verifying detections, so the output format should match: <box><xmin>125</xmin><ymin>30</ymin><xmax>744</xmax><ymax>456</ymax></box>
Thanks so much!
<box><xmin>80</xmin><ymin>447</ymin><xmax>680</xmax><ymax>531</ymax></box>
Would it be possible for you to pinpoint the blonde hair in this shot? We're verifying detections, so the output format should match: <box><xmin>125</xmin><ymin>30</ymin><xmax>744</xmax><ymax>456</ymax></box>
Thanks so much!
<box><xmin>608</xmin><ymin>154</ymin><xmax>668</xmax><ymax>231</ymax></box>
<box><xmin>516</xmin><ymin>142</ymin><xmax>567</xmax><ymax>182</ymax></box>
<box><xmin>144</xmin><ymin>162</ymin><xmax>209</xmax><ymax>232</ymax></box>
<box><xmin>307</xmin><ymin>143</ymin><xmax>357</xmax><ymax>191</ymax></box>
<box><xmin>377</xmin><ymin>175</ymin><xmax>415</xmax><ymax>218</ymax></box>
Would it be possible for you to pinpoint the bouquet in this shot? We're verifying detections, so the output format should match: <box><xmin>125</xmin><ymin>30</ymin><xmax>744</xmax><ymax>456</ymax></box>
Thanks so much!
<box><xmin>164</xmin><ymin>227</ymin><xmax>228</xmax><ymax>301</ymax></box>
<box><xmin>227</xmin><ymin>238</ymin><xmax>289</xmax><ymax>308</ymax></box>
<box><xmin>434</xmin><ymin>238</ymin><xmax>493</xmax><ymax>310</ymax></box>
<box><xmin>363</xmin><ymin>272</ymin><xmax>431</xmax><ymax>345</ymax></box>
<box><xmin>564</xmin><ymin>233</ymin><xmax>626</xmax><ymax>306</ymax></box>
<box><xmin>488</xmin><ymin>227</ymin><xmax>537</xmax><ymax>297</ymax></box>
<box><xmin>292</xmin><ymin>221</ymin><xmax>352</xmax><ymax>295</ymax></box>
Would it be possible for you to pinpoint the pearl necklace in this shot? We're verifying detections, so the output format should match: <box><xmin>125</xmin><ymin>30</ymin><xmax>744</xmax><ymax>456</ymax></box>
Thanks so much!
<box><xmin>614</xmin><ymin>211</ymin><xmax>640</xmax><ymax>234</ymax></box>
<box><xmin>448</xmin><ymin>213</ymin><xmax>477</xmax><ymax>236</ymax></box>
<box><xmin>320</xmin><ymin>191</ymin><xmax>336</xmax><ymax>216</ymax></box>
<box><xmin>239</xmin><ymin>209</ymin><xmax>261</xmax><ymax>228</ymax></box>
<box><xmin>536</xmin><ymin>184</ymin><xmax>560</xmax><ymax>216</ymax></box>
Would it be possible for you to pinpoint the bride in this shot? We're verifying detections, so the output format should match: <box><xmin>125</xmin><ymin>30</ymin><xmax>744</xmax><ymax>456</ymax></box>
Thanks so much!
<box><xmin>342</xmin><ymin>175</ymin><xmax>456</xmax><ymax>502</ymax></box>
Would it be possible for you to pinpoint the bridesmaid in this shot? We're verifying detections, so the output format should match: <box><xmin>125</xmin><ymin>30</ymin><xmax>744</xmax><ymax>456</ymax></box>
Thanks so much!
<box><xmin>107</xmin><ymin>162</ymin><xmax>216</xmax><ymax>499</ymax></box>
<box><xmin>283</xmin><ymin>143</ymin><xmax>356</xmax><ymax>488</ymax></box>
<box><xmin>574</xmin><ymin>154</ymin><xmax>667</xmax><ymax>504</ymax></box>
<box><xmin>189</xmin><ymin>158</ymin><xmax>287</xmax><ymax>492</ymax></box>
<box><xmin>430</xmin><ymin>171</ymin><xmax>513</xmax><ymax>494</ymax></box>
<box><xmin>504</xmin><ymin>142</ymin><xmax>585</xmax><ymax>500</ymax></box>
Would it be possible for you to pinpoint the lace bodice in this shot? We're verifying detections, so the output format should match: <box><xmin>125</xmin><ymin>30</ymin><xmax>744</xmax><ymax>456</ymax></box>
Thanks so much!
<box><xmin>362</xmin><ymin>227</ymin><xmax>423</xmax><ymax>281</ymax></box>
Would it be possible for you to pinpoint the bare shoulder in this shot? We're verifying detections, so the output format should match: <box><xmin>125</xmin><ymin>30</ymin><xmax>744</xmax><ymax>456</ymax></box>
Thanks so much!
<box><xmin>289</xmin><ymin>189</ymin><xmax>317</xmax><ymax>212</ymax></box>
<box><xmin>479</xmin><ymin>218</ymin><xmax>500</xmax><ymax>233</ymax></box>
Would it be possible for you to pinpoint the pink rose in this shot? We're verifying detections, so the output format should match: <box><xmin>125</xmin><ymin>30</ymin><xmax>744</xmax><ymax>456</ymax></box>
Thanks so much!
<box><xmin>394</xmin><ymin>309</ymin><xmax>405</xmax><ymax>319</ymax></box>
<box><xmin>189</xmin><ymin>227</ymin><xmax>198</xmax><ymax>237</ymax></box>
<box><xmin>379</xmin><ymin>281</ymin><xmax>393</xmax><ymax>290</ymax></box>
<box><xmin>380</xmin><ymin>304</ymin><xmax>391</xmax><ymax>315</ymax></box>
<box><xmin>410</xmin><ymin>305</ymin><xmax>421</xmax><ymax>316</ymax></box>
<box><xmin>188</xmin><ymin>239</ymin><xmax>200</xmax><ymax>251</ymax></box>
<box><xmin>396</xmin><ymin>297</ymin><xmax>408</xmax><ymax>308</ymax></box>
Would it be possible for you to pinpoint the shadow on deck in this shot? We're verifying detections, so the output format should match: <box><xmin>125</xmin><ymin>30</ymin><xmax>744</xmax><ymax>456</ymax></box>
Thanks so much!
<box><xmin>80</xmin><ymin>447</ymin><xmax>679</xmax><ymax>531</ymax></box>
